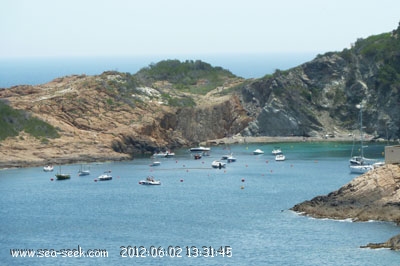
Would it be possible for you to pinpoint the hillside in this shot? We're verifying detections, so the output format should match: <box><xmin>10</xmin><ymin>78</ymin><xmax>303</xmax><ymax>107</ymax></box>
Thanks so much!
<box><xmin>0</xmin><ymin>61</ymin><xmax>249</xmax><ymax>167</ymax></box>
<box><xmin>1</xmin><ymin>23</ymin><xmax>400</xmax><ymax>167</ymax></box>
<box><xmin>241</xmin><ymin>23</ymin><xmax>400</xmax><ymax>139</ymax></box>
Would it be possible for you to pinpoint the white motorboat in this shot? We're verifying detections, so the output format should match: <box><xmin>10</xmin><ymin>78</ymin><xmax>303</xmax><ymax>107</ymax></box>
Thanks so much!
<box><xmin>221</xmin><ymin>153</ymin><xmax>236</xmax><ymax>161</ymax></box>
<box><xmin>139</xmin><ymin>176</ymin><xmax>161</xmax><ymax>185</ymax></box>
<box><xmin>98</xmin><ymin>171</ymin><xmax>112</xmax><ymax>181</ymax></box>
<box><xmin>150</xmin><ymin>161</ymin><xmax>161</xmax><ymax>166</ymax></box>
<box><xmin>211</xmin><ymin>160</ymin><xmax>226</xmax><ymax>169</ymax></box>
<box><xmin>253</xmin><ymin>149</ymin><xmax>264</xmax><ymax>155</ymax></box>
<box><xmin>227</xmin><ymin>155</ymin><xmax>237</xmax><ymax>163</ymax></box>
<box><xmin>190</xmin><ymin>146</ymin><xmax>211</xmax><ymax>152</ymax></box>
<box><xmin>221</xmin><ymin>154</ymin><xmax>230</xmax><ymax>160</ymax></box>
<box><xmin>275</xmin><ymin>154</ymin><xmax>286</xmax><ymax>161</ymax></box>
<box><xmin>43</xmin><ymin>165</ymin><xmax>54</xmax><ymax>172</ymax></box>
<box><xmin>373</xmin><ymin>161</ymin><xmax>385</xmax><ymax>168</ymax></box>
<box><xmin>272</xmin><ymin>148</ymin><xmax>282</xmax><ymax>155</ymax></box>
<box><xmin>153</xmin><ymin>151</ymin><xmax>175</xmax><ymax>158</ymax></box>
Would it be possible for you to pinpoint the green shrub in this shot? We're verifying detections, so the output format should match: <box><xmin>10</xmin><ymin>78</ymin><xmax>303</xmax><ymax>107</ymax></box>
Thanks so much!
<box><xmin>0</xmin><ymin>101</ymin><xmax>59</xmax><ymax>140</ymax></box>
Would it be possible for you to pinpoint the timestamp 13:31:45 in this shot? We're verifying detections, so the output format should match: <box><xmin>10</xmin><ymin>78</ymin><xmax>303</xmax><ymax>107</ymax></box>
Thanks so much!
<box><xmin>186</xmin><ymin>246</ymin><xmax>232</xmax><ymax>257</ymax></box>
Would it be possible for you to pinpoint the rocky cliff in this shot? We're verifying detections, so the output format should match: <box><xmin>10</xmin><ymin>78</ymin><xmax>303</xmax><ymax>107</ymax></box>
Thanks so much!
<box><xmin>291</xmin><ymin>164</ymin><xmax>400</xmax><ymax>250</ymax></box>
<box><xmin>0</xmin><ymin>68</ymin><xmax>251</xmax><ymax>167</ymax></box>
<box><xmin>241</xmin><ymin>27</ymin><xmax>400</xmax><ymax>139</ymax></box>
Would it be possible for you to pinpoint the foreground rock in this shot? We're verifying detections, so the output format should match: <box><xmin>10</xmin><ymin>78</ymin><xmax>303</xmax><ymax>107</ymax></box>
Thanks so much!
<box><xmin>291</xmin><ymin>164</ymin><xmax>400</xmax><ymax>250</ymax></box>
<box><xmin>361</xmin><ymin>234</ymin><xmax>400</xmax><ymax>250</ymax></box>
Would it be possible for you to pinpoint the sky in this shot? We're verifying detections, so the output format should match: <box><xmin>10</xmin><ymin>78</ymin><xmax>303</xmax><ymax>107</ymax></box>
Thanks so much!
<box><xmin>1</xmin><ymin>0</ymin><xmax>400</xmax><ymax>59</ymax></box>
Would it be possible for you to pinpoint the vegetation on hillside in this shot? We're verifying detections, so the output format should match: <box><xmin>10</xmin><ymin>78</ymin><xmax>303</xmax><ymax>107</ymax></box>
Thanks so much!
<box><xmin>346</xmin><ymin>23</ymin><xmax>400</xmax><ymax>95</ymax></box>
<box><xmin>135</xmin><ymin>59</ymin><xmax>236</xmax><ymax>95</ymax></box>
<box><xmin>0</xmin><ymin>100</ymin><xmax>59</xmax><ymax>141</ymax></box>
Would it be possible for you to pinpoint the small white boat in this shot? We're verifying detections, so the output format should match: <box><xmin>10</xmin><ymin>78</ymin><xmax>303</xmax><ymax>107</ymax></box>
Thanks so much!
<box><xmin>373</xmin><ymin>161</ymin><xmax>385</xmax><ymax>168</ymax></box>
<box><xmin>349</xmin><ymin>164</ymin><xmax>374</xmax><ymax>174</ymax></box>
<box><xmin>221</xmin><ymin>153</ymin><xmax>235</xmax><ymax>160</ymax></box>
<box><xmin>153</xmin><ymin>151</ymin><xmax>175</xmax><ymax>158</ymax></box>
<box><xmin>253</xmin><ymin>149</ymin><xmax>264</xmax><ymax>155</ymax></box>
<box><xmin>211</xmin><ymin>160</ymin><xmax>226</xmax><ymax>169</ymax></box>
<box><xmin>139</xmin><ymin>176</ymin><xmax>161</xmax><ymax>185</ymax></box>
<box><xmin>221</xmin><ymin>154</ymin><xmax>230</xmax><ymax>160</ymax></box>
<box><xmin>43</xmin><ymin>165</ymin><xmax>54</xmax><ymax>172</ymax></box>
<box><xmin>190</xmin><ymin>146</ymin><xmax>211</xmax><ymax>152</ymax></box>
<box><xmin>275</xmin><ymin>154</ymin><xmax>286</xmax><ymax>161</ymax></box>
<box><xmin>272</xmin><ymin>148</ymin><xmax>282</xmax><ymax>155</ymax></box>
<box><xmin>98</xmin><ymin>171</ymin><xmax>112</xmax><ymax>181</ymax></box>
<box><xmin>150</xmin><ymin>161</ymin><xmax>161</xmax><ymax>167</ymax></box>
<box><xmin>227</xmin><ymin>155</ymin><xmax>237</xmax><ymax>163</ymax></box>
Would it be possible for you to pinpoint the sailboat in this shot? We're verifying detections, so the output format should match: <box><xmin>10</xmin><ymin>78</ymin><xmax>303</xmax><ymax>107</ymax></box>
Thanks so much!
<box><xmin>349</xmin><ymin>104</ymin><xmax>374</xmax><ymax>174</ymax></box>
<box><xmin>78</xmin><ymin>165</ymin><xmax>90</xmax><ymax>176</ymax></box>
<box><xmin>55</xmin><ymin>165</ymin><xmax>71</xmax><ymax>180</ymax></box>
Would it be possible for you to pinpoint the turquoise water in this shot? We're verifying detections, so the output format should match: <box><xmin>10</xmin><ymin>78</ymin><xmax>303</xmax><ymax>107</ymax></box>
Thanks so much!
<box><xmin>1</xmin><ymin>142</ymin><xmax>399</xmax><ymax>265</ymax></box>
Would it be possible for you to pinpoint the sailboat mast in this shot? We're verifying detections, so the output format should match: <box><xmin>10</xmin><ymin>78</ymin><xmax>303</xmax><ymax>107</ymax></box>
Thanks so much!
<box><xmin>359</xmin><ymin>104</ymin><xmax>364</xmax><ymax>158</ymax></box>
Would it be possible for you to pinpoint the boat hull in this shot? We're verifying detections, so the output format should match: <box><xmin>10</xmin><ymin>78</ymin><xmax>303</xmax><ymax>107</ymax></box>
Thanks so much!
<box><xmin>139</xmin><ymin>180</ymin><xmax>161</xmax><ymax>185</ymax></box>
<box><xmin>78</xmin><ymin>170</ymin><xmax>90</xmax><ymax>176</ymax></box>
<box><xmin>98</xmin><ymin>174</ymin><xmax>112</xmax><ymax>181</ymax></box>
<box><xmin>253</xmin><ymin>149</ymin><xmax>264</xmax><ymax>155</ymax></box>
<box><xmin>211</xmin><ymin>161</ymin><xmax>226</xmax><ymax>169</ymax></box>
<box><xmin>55</xmin><ymin>174</ymin><xmax>71</xmax><ymax>180</ymax></box>
<box><xmin>190</xmin><ymin>147</ymin><xmax>210</xmax><ymax>152</ymax></box>
<box><xmin>43</xmin><ymin>166</ymin><xmax>54</xmax><ymax>172</ymax></box>
<box><xmin>349</xmin><ymin>165</ymin><xmax>374</xmax><ymax>174</ymax></box>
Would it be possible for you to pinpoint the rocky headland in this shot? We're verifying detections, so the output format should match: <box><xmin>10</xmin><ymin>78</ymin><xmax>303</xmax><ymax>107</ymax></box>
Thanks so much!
<box><xmin>291</xmin><ymin>164</ymin><xmax>400</xmax><ymax>250</ymax></box>
<box><xmin>2</xmin><ymin>24</ymin><xmax>400</xmax><ymax>168</ymax></box>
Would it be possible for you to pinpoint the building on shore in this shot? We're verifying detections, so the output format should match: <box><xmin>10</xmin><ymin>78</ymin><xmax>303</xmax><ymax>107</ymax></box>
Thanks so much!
<box><xmin>385</xmin><ymin>145</ymin><xmax>400</xmax><ymax>164</ymax></box>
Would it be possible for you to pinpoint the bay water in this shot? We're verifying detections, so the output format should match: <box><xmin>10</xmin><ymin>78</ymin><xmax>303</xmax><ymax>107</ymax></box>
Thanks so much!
<box><xmin>1</xmin><ymin>142</ymin><xmax>399</xmax><ymax>265</ymax></box>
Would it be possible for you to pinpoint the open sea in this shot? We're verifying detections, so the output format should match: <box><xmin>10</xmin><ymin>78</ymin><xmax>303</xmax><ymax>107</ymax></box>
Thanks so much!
<box><xmin>0</xmin><ymin>53</ymin><xmax>317</xmax><ymax>88</ymax></box>
<box><xmin>1</xmin><ymin>142</ymin><xmax>399</xmax><ymax>265</ymax></box>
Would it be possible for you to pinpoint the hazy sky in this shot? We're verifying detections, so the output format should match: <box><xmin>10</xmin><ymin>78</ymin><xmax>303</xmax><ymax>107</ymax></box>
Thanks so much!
<box><xmin>1</xmin><ymin>0</ymin><xmax>399</xmax><ymax>58</ymax></box>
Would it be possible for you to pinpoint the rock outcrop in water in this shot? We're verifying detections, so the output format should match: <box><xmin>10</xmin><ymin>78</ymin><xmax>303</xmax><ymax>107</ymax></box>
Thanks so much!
<box><xmin>361</xmin><ymin>235</ymin><xmax>400</xmax><ymax>250</ymax></box>
<box><xmin>291</xmin><ymin>164</ymin><xmax>400</xmax><ymax>250</ymax></box>
<box><xmin>361</xmin><ymin>234</ymin><xmax>400</xmax><ymax>250</ymax></box>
